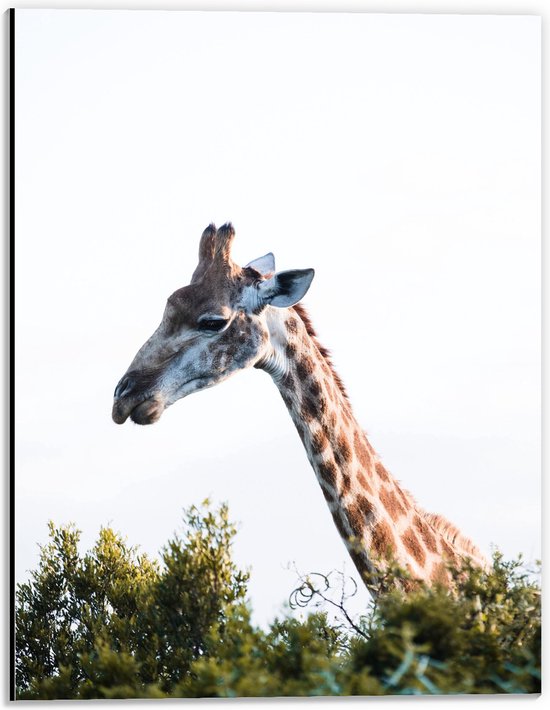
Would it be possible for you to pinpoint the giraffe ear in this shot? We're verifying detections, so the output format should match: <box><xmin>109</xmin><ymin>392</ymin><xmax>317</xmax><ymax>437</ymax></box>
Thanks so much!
<box><xmin>245</xmin><ymin>252</ymin><xmax>275</xmax><ymax>276</ymax></box>
<box><xmin>258</xmin><ymin>268</ymin><xmax>315</xmax><ymax>308</ymax></box>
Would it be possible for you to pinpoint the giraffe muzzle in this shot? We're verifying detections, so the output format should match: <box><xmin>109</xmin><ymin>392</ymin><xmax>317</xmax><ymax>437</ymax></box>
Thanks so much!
<box><xmin>112</xmin><ymin>394</ymin><xmax>164</xmax><ymax>425</ymax></box>
<box><xmin>112</xmin><ymin>368</ymin><xmax>167</xmax><ymax>425</ymax></box>
<box><xmin>112</xmin><ymin>374</ymin><xmax>163</xmax><ymax>425</ymax></box>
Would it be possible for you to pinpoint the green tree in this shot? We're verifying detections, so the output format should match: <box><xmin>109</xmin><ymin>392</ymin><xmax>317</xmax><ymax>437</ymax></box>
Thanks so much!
<box><xmin>343</xmin><ymin>554</ymin><xmax>541</xmax><ymax>695</ymax></box>
<box><xmin>16</xmin><ymin>501</ymin><xmax>248</xmax><ymax>699</ymax></box>
<box><xmin>177</xmin><ymin>604</ymin><xmax>349</xmax><ymax>697</ymax></box>
<box><xmin>16</xmin><ymin>505</ymin><xmax>540</xmax><ymax>699</ymax></box>
<box><xmin>176</xmin><ymin>555</ymin><xmax>540</xmax><ymax>697</ymax></box>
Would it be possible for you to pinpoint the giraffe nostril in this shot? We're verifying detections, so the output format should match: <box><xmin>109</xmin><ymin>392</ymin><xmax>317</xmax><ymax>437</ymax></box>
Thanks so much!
<box><xmin>114</xmin><ymin>375</ymin><xmax>133</xmax><ymax>400</ymax></box>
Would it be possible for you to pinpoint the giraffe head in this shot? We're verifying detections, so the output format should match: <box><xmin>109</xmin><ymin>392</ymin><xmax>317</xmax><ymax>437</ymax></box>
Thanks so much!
<box><xmin>112</xmin><ymin>223</ymin><xmax>314</xmax><ymax>425</ymax></box>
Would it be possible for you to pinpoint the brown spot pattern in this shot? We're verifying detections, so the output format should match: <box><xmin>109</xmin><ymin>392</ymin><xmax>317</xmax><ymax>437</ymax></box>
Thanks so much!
<box><xmin>402</xmin><ymin>527</ymin><xmax>426</xmax><ymax>566</ymax></box>
<box><xmin>334</xmin><ymin>434</ymin><xmax>352</xmax><ymax>466</ymax></box>
<box><xmin>354</xmin><ymin>431</ymin><xmax>373</xmax><ymax>469</ymax></box>
<box><xmin>356</xmin><ymin>494</ymin><xmax>375</xmax><ymax>519</ymax></box>
<box><xmin>300</xmin><ymin>396</ymin><xmax>317</xmax><ymax>422</ymax></box>
<box><xmin>320</xmin><ymin>419</ymin><xmax>333</xmax><ymax>440</ymax></box>
<box><xmin>340</xmin><ymin>472</ymin><xmax>351</xmax><ymax>496</ymax></box>
<box><xmin>317</xmin><ymin>394</ymin><xmax>328</xmax><ymax>414</ymax></box>
<box><xmin>286</xmin><ymin>342</ymin><xmax>297</xmax><ymax>358</ymax></box>
<box><xmin>311</xmin><ymin>429</ymin><xmax>328</xmax><ymax>455</ymax></box>
<box><xmin>375</xmin><ymin>461</ymin><xmax>390</xmax><ymax>483</ymax></box>
<box><xmin>296</xmin><ymin>356</ymin><xmax>315</xmax><ymax>380</ymax></box>
<box><xmin>281</xmin><ymin>371</ymin><xmax>295</xmax><ymax>393</ymax></box>
<box><xmin>379</xmin><ymin>485</ymin><xmax>407</xmax><ymax>523</ymax></box>
<box><xmin>346</xmin><ymin>502</ymin><xmax>365</xmax><ymax>538</ymax></box>
<box><xmin>318</xmin><ymin>460</ymin><xmax>337</xmax><ymax>488</ymax></box>
<box><xmin>414</xmin><ymin>515</ymin><xmax>438</xmax><ymax>553</ymax></box>
<box><xmin>371</xmin><ymin>520</ymin><xmax>397</xmax><ymax>558</ymax></box>
<box><xmin>285</xmin><ymin>317</ymin><xmax>298</xmax><ymax>334</ymax></box>
<box><xmin>356</xmin><ymin>472</ymin><xmax>373</xmax><ymax>495</ymax></box>
<box><xmin>309</xmin><ymin>379</ymin><xmax>322</xmax><ymax>398</ymax></box>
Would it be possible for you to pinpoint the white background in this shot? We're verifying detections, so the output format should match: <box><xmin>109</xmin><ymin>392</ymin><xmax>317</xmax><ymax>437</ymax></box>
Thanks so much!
<box><xmin>7</xmin><ymin>2</ymin><xmax>543</xmax><ymax>705</ymax></box>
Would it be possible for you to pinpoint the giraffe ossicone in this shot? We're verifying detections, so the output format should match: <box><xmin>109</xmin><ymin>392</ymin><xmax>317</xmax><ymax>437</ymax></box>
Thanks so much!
<box><xmin>113</xmin><ymin>223</ymin><xmax>487</xmax><ymax>594</ymax></box>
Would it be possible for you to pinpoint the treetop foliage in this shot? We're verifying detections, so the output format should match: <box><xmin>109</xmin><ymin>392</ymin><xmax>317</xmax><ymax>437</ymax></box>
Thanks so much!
<box><xmin>16</xmin><ymin>502</ymin><xmax>540</xmax><ymax>698</ymax></box>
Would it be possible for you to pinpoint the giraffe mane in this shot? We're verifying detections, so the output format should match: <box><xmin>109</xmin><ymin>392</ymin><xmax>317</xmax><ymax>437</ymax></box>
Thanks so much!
<box><xmin>386</xmin><ymin>474</ymin><xmax>487</xmax><ymax>568</ymax></box>
<box><xmin>292</xmin><ymin>303</ymin><xmax>349</xmax><ymax>402</ymax></box>
<box><xmin>423</xmin><ymin>512</ymin><xmax>487</xmax><ymax>565</ymax></box>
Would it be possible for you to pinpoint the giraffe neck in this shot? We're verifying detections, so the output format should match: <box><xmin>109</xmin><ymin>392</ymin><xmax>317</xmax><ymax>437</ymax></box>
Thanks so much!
<box><xmin>257</xmin><ymin>305</ymin><xmax>479</xmax><ymax>593</ymax></box>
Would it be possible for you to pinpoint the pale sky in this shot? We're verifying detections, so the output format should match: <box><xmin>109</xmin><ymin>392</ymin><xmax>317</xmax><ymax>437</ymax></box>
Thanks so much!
<box><xmin>15</xmin><ymin>10</ymin><xmax>540</xmax><ymax>627</ymax></box>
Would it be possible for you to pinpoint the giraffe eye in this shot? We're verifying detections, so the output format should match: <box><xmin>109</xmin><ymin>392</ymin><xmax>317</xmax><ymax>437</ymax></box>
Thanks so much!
<box><xmin>197</xmin><ymin>318</ymin><xmax>229</xmax><ymax>332</ymax></box>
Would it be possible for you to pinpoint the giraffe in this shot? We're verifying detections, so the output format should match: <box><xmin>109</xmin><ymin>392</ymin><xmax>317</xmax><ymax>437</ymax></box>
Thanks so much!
<box><xmin>112</xmin><ymin>223</ymin><xmax>487</xmax><ymax>594</ymax></box>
